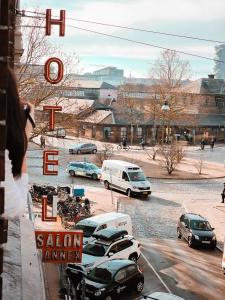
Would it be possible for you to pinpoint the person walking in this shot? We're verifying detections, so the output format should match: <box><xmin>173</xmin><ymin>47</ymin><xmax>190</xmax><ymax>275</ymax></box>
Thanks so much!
<box><xmin>122</xmin><ymin>136</ymin><xmax>127</xmax><ymax>149</ymax></box>
<box><xmin>221</xmin><ymin>183</ymin><xmax>225</xmax><ymax>203</ymax></box>
<box><xmin>200</xmin><ymin>139</ymin><xmax>205</xmax><ymax>150</ymax></box>
<box><xmin>40</xmin><ymin>135</ymin><xmax>45</xmax><ymax>148</ymax></box>
<box><xmin>210</xmin><ymin>138</ymin><xmax>215</xmax><ymax>150</ymax></box>
<box><xmin>140</xmin><ymin>137</ymin><xmax>145</xmax><ymax>150</ymax></box>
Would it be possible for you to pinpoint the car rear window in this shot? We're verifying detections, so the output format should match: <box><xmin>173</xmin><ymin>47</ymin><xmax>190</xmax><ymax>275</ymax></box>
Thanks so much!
<box><xmin>83</xmin><ymin>243</ymin><xmax>108</xmax><ymax>257</ymax></box>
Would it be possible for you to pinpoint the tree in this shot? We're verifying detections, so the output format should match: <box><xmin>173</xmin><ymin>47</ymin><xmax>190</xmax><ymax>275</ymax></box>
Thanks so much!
<box><xmin>18</xmin><ymin>10</ymin><xmax>79</xmax><ymax>138</ymax></box>
<box><xmin>158</xmin><ymin>142</ymin><xmax>185</xmax><ymax>174</ymax></box>
<box><xmin>147</xmin><ymin>50</ymin><xmax>192</xmax><ymax>143</ymax></box>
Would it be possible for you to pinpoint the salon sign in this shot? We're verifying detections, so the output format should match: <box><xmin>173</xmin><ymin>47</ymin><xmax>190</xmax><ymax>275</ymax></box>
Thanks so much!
<box><xmin>34</xmin><ymin>9</ymin><xmax>83</xmax><ymax>263</ymax></box>
<box><xmin>35</xmin><ymin>230</ymin><xmax>83</xmax><ymax>263</ymax></box>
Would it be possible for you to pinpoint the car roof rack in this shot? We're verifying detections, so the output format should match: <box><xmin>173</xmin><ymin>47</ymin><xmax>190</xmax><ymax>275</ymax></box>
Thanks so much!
<box><xmin>92</xmin><ymin>228</ymin><xmax>128</xmax><ymax>242</ymax></box>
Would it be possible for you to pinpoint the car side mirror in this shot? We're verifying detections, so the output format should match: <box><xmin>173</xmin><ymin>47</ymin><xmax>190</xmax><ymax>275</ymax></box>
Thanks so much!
<box><xmin>212</xmin><ymin>227</ymin><xmax>215</xmax><ymax>230</ymax></box>
<box><xmin>108</xmin><ymin>252</ymin><xmax>114</xmax><ymax>257</ymax></box>
<box><xmin>185</xmin><ymin>224</ymin><xmax>189</xmax><ymax>228</ymax></box>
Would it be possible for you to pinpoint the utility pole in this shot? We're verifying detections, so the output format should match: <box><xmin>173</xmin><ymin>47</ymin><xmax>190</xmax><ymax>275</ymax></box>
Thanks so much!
<box><xmin>0</xmin><ymin>1</ymin><xmax>16</xmax><ymax>299</ymax></box>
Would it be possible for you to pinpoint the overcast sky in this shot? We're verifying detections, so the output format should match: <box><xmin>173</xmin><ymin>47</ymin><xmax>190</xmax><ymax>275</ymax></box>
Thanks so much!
<box><xmin>21</xmin><ymin>0</ymin><xmax>225</xmax><ymax>79</ymax></box>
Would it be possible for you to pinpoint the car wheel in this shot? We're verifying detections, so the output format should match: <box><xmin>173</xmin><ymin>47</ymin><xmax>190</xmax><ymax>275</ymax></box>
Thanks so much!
<box><xmin>77</xmin><ymin>150</ymin><xmax>81</xmax><ymax>154</ymax></box>
<box><xmin>92</xmin><ymin>173</ymin><xmax>97</xmax><ymax>180</ymax></box>
<box><xmin>129</xmin><ymin>253</ymin><xmax>138</xmax><ymax>263</ymax></box>
<box><xmin>104</xmin><ymin>181</ymin><xmax>110</xmax><ymax>189</ymax></box>
<box><xmin>188</xmin><ymin>237</ymin><xmax>193</xmax><ymax>247</ymax></box>
<box><xmin>104</xmin><ymin>295</ymin><xmax>113</xmax><ymax>300</ymax></box>
<box><xmin>177</xmin><ymin>228</ymin><xmax>182</xmax><ymax>239</ymax></box>
<box><xmin>210</xmin><ymin>242</ymin><xmax>217</xmax><ymax>249</ymax></box>
<box><xmin>135</xmin><ymin>280</ymin><xmax>144</xmax><ymax>293</ymax></box>
<box><xmin>69</xmin><ymin>170</ymin><xmax>75</xmax><ymax>176</ymax></box>
<box><xmin>92</xmin><ymin>149</ymin><xmax>97</xmax><ymax>154</ymax></box>
<box><xmin>127</xmin><ymin>189</ymin><xmax>132</xmax><ymax>197</ymax></box>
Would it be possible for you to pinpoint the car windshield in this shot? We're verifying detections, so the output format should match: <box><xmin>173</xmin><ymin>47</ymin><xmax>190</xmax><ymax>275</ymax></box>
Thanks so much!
<box><xmin>128</xmin><ymin>171</ymin><xmax>146</xmax><ymax>182</ymax></box>
<box><xmin>87</xmin><ymin>267</ymin><xmax>113</xmax><ymax>284</ymax></box>
<box><xmin>74</xmin><ymin>224</ymin><xmax>96</xmax><ymax>237</ymax></box>
<box><xmin>83</xmin><ymin>243</ymin><xmax>108</xmax><ymax>257</ymax></box>
<box><xmin>190</xmin><ymin>220</ymin><xmax>212</xmax><ymax>231</ymax></box>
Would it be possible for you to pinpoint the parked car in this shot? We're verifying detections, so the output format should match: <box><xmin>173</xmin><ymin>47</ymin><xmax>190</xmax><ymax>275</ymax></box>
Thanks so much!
<box><xmin>69</xmin><ymin>228</ymin><xmax>141</xmax><ymax>272</ymax></box>
<box><xmin>74</xmin><ymin>212</ymin><xmax>132</xmax><ymax>245</ymax></box>
<box><xmin>69</xmin><ymin>143</ymin><xmax>97</xmax><ymax>154</ymax></box>
<box><xmin>141</xmin><ymin>292</ymin><xmax>185</xmax><ymax>300</ymax></box>
<box><xmin>66</xmin><ymin>162</ymin><xmax>101</xmax><ymax>180</ymax></box>
<box><xmin>68</xmin><ymin>259</ymin><xmax>144</xmax><ymax>300</ymax></box>
<box><xmin>177</xmin><ymin>213</ymin><xmax>217</xmax><ymax>248</ymax></box>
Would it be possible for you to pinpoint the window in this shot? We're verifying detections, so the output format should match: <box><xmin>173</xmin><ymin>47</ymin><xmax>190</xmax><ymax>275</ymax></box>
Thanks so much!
<box><xmin>137</xmin><ymin>127</ymin><xmax>142</xmax><ymax>139</ymax></box>
<box><xmin>117</xmin><ymin>240</ymin><xmax>133</xmax><ymax>252</ymax></box>
<box><xmin>122</xmin><ymin>171</ymin><xmax>129</xmax><ymax>181</ymax></box>
<box><xmin>97</xmin><ymin>224</ymin><xmax>107</xmax><ymax>231</ymax></box>
<box><xmin>121</xmin><ymin>127</ymin><xmax>127</xmax><ymax>138</ymax></box>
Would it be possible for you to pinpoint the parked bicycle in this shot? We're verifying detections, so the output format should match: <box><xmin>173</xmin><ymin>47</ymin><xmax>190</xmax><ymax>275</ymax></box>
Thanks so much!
<box><xmin>117</xmin><ymin>143</ymin><xmax>130</xmax><ymax>151</ymax></box>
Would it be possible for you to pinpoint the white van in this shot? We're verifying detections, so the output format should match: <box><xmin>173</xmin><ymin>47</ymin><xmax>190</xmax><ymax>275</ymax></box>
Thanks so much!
<box><xmin>74</xmin><ymin>212</ymin><xmax>132</xmax><ymax>245</ymax></box>
<box><xmin>101</xmin><ymin>160</ymin><xmax>151</xmax><ymax>197</ymax></box>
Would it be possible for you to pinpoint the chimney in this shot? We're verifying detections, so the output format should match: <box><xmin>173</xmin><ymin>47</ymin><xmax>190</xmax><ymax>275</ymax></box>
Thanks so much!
<box><xmin>208</xmin><ymin>74</ymin><xmax>215</xmax><ymax>79</ymax></box>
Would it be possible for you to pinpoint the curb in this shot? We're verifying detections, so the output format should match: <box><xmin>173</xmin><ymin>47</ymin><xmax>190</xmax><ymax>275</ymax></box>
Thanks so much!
<box><xmin>147</xmin><ymin>175</ymin><xmax>225</xmax><ymax>181</ymax></box>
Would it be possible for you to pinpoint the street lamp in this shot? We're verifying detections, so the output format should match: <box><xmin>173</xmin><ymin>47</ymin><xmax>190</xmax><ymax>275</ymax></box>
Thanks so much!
<box><xmin>161</xmin><ymin>100</ymin><xmax>170</xmax><ymax>143</ymax></box>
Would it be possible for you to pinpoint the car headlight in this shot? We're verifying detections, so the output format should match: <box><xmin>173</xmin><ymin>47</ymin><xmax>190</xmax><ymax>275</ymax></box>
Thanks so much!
<box><xmin>194</xmin><ymin>235</ymin><xmax>200</xmax><ymax>240</ymax></box>
<box><xmin>212</xmin><ymin>236</ymin><xmax>216</xmax><ymax>240</ymax></box>
<box><xmin>94</xmin><ymin>288</ymin><xmax>106</xmax><ymax>296</ymax></box>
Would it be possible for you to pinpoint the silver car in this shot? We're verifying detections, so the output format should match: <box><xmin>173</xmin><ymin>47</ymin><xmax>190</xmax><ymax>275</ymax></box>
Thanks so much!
<box><xmin>69</xmin><ymin>143</ymin><xmax>97</xmax><ymax>154</ymax></box>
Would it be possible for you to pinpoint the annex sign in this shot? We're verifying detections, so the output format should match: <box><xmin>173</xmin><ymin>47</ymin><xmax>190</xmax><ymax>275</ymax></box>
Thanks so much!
<box><xmin>35</xmin><ymin>230</ymin><xmax>83</xmax><ymax>263</ymax></box>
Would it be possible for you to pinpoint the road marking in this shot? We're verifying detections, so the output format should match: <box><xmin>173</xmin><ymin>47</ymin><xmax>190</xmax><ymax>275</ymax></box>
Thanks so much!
<box><xmin>140</xmin><ymin>250</ymin><xmax>172</xmax><ymax>294</ymax></box>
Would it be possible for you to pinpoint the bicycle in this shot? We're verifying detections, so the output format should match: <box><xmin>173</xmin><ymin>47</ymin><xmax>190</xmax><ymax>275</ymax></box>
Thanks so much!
<box><xmin>117</xmin><ymin>143</ymin><xmax>130</xmax><ymax>151</ymax></box>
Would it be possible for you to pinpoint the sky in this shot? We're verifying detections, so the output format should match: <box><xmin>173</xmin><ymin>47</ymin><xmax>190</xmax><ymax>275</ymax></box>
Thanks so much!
<box><xmin>20</xmin><ymin>0</ymin><xmax>225</xmax><ymax>79</ymax></box>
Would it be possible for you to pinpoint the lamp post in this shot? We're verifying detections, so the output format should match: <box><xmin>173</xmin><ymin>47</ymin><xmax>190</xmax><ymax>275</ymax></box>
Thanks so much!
<box><xmin>161</xmin><ymin>100</ymin><xmax>170</xmax><ymax>143</ymax></box>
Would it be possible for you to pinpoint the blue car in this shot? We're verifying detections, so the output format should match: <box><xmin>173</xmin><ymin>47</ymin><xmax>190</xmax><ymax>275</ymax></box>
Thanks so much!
<box><xmin>66</xmin><ymin>162</ymin><xmax>101</xmax><ymax>180</ymax></box>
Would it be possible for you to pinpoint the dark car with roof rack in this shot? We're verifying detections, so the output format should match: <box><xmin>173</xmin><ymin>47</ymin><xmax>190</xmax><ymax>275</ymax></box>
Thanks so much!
<box><xmin>177</xmin><ymin>213</ymin><xmax>217</xmax><ymax>248</ymax></box>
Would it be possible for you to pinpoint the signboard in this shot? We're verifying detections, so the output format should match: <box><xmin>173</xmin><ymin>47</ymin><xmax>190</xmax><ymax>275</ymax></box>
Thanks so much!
<box><xmin>35</xmin><ymin>230</ymin><xmax>83</xmax><ymax>263</ymax></box>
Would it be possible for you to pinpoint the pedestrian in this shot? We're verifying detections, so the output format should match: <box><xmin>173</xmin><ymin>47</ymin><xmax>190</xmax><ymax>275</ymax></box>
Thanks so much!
<box><xmin>210</xmin><ymin>138</ymin><xmax>215</xmax><ymax>150</ymax></box>
<box><xmin>122</xmin><ymin>136</ymin><xmax>127</xmax><ymax>149</ymax></box>
<box><xmin>40</xmin><ymin>135</ymin><xmax>45</xmax><ymax>148</ymax></box>
<box><xmin>0</xmin><ymin>67</ymin><xmax>35</xmax><ymax>219</ymax></box>
<box><xmin>221</xmin><ymin>183</ymin><xmax>225</xmax><ymax>203</ymax></box>
<box><xmin>140</xmin><ymin>137</ymin><xmax>145</xmax><ymax>150</ymax></box>
<box><xmin>200</xmin><ymin>139</ymin><xmax>205</xmax><ymax>150</ymax></box>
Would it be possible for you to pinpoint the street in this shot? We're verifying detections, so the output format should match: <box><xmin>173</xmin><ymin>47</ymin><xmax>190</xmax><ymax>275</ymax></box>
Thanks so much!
<box><xmin>27</xmin><ymin>145</ymin><xmax>225</xmax><ymax>300</ymax></box>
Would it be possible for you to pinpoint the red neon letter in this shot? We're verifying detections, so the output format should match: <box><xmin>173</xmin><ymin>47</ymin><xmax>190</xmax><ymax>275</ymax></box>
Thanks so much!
<box><xmin>46</xmin><ymin>9</ymin><xmax>65</xmax><ymax>36</ymax></box>
<box><xmin>43</xmin><ymin>105</ymin><xmax>62</xmax><ymax>131</ymax></box>
<box><xmin>41</xmin><ymin>196</ymin><xmax>57</xmax><ymax>222</ymax></box>
<box><xmin>44</xmin><ymin>57</ymin><xmax>64</xmax><ymax>84</ymax></box>
<box><xmin>43</xmin><ymin>150</ymin><xmax>59</xmax><ymax>175</ymax></box>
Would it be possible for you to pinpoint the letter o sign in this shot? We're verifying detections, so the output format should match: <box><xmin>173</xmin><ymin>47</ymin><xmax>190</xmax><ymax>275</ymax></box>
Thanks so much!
<box><xmin>44</xmin><ymin>57</ymin><xmax>64</xmax><ymax>84</ymax></box>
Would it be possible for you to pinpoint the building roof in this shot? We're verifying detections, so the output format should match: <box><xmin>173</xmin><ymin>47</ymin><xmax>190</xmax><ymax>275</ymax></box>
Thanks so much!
<box><xmin>176</xmin><ymin>78</ymin><xmax>225</xmax><ymax>95</ymax></box>
<box><xmin>84</xmin><ymin>110</ymin><xmax>112</xmax><ymax>124</ymax></box>
<box><xmin>67</xmin><ymin>80</ymin><xmax>116</xmax><ymax>90</ymax></box>
<box><xmin>36</xmin><ymin>98</ymin><xmax>94</xmax><ymax>114</ymax></box>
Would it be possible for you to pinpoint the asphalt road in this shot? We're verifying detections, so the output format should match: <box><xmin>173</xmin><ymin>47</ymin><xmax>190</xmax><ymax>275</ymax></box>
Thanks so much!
<box><xmin>28</xmin><ymin>147</ymin><xmax>225</xmax><ymax>300</ymax></box>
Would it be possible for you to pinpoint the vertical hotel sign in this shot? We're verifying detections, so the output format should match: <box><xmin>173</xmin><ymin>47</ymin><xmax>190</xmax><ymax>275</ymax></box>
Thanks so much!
<box><xmin>35</xmin><ymin>9</ymin><xmax>83</xmax><ymax>263</ymax></box>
